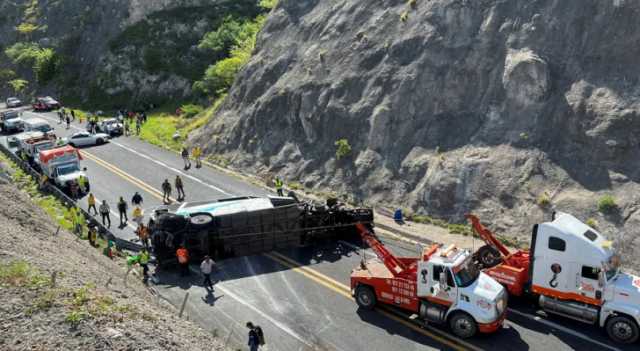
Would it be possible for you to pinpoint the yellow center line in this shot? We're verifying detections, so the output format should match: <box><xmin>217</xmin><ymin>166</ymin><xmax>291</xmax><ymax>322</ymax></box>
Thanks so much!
<box><xmin>263</xmin><ymin>252</ymin><xmax>476</xmax><ymax>351</ymax></box>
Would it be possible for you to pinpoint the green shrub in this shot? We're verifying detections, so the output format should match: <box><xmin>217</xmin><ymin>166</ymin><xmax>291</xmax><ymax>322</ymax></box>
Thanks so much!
<box><xmin>400</xmin><ymin>11</ymin><xmax>409</xmax><ymax>22</ymax></box>
<box><xmin>7</xmin><ymin>79</ymin><xmax>29</xmax><ymax>94</ymax></box>
<box><xmin>598</xmin><ymin>195</ymin><xmax>617</xmax><ymax>213</ymax></box>
<box><xmin>65</xmin><ymin>310</ymin><xmax>87</xmax><ymax>326</ymax></box>
<box><xmin>585</xmin><ymin>218</ymin><xmax>598</xmax><ymax>229</ymax></box>
<box><xmin>288</xmin><ymin>182</ymin><xmax>303</xmax><ymax>191</ymax></box>
<box><xmin>411</xmin><ymin>214</ymin><xmax>433</xmax><ymax>224</ymax></box>
<box><xmin>5</xmin><ymin>43</ymin><xmax>60</xmax><ymax>83</ymax></box>
<box><xmin>407</xmin><ymin>0</ymin><xmax>417</xmax><ymax>8</ymax></box>
<box><xmin>180</xmin><ymin>104</ymin><xmax>204</xmax><ymax>119</ymax></box>
<box><xmin>335</xmin><ymin>139</ymin><xmax>352</xmax><ymax>160</ymax></box>
<box><xmin>259</xmin><ymin>0</ymin><xmax>278</xmax><ymax>9</ymax></box>
<box><xmin>0</xmin><ymin>260</ymin><xmax>49</xmax><ymax>288</ymax></box>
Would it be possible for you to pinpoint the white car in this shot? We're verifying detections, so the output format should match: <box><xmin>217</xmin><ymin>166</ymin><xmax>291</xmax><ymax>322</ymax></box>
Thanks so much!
<box><xmin>63</xmin><ymin>131</ymin><xmax>110</xmax><ymax>147</ymax></box>
<box><xmin>6</xmin><ymin>97</ymin><xmax>22</xmax><ymax>108</ymax></box>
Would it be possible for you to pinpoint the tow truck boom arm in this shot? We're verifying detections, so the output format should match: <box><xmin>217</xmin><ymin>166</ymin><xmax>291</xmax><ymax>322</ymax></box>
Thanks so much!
<box><xmin>466</xmin><ymin>214</ymin><xmax>511</xmax><ymax>257</ymax></box>
<box><xmin>355</xmin><ymin>223</ymin><xmax>408</xmax><ymax>277</ymax></box>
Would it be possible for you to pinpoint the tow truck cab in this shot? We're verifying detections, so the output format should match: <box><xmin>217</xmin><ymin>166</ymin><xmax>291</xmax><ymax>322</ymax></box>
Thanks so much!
<box><xmin>351</xmin><ymin>241</ymin><xmax>507</xmax><ymax>339</ymax></box>
<box><xmin>531</xmin><ymin>213</ymin><xmax>640</xmax><ymax>344</ymax></box>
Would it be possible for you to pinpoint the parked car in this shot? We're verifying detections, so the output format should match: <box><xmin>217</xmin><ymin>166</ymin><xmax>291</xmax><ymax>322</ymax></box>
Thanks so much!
<box><xmin>32</xmin><ymin>96</ymin><xmax>61</xmax><ymax>111</ymax></box>
<box><xmin>6</xmin><ymin>97</ymin><xmax>22</xmax><ymax>108</ymax></box>
<box><xmin>92</xmin><ymin>118</ymin><xmax>123</xmax><ymax>136</ymax></box>
<box><xmin>0</xmin><ymin>110</ymin><xmax>24</xmax><ymax>134</ymax></box>
<box><xmin>22</xmin><ymin>118</ymin><xmax>55</xmax><ymax>136</ymax></box>
<box><xmin>63</xmin><ymin>131</ymin><xmax>110</xmax><ymax>147</ymax></box>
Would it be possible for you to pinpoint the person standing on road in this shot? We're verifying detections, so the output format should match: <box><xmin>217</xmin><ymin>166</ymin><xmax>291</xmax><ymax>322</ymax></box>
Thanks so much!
<box><xmin>70</xmin><ymin>109</ymin><xmax>76</xmax><ymax>122</ymax></box>
<box><xmin>87</xmin><ymin>193</ymin><xmax>97</xmax><ymax>215</ymax></box>
<box><xmin>175</xmin><ymin>175</ymin><xmax>185</xmax><ymax>200</ymax></box>
<box><xmin>131</xmin><ymin>191</ymin><xmax>143</xmax><ymax>207</ymax></box>
<box><xmin>132</xmin><ymin>206</ymin><xmax>143</xmax><ymax>226</ymax></box>
<box><xmin>181</xmin><ymin>147</ymin><xmax>191</xmax><ymax>170</ymax></box>
<box><xmin>274</xmin><ymin>177</ymin><xmax>284</xmax><ymax>197</ymax></box>
<box><xmin>65</xmin><ymin>115</ymin><xmax>71</xmax><ymax>129</ymax></box>
<box><xmin>117</xmin><ymin>196</ymin><xmax>128</xmax><ymax>226</ymax></box>
<box><xmin>99</xmin><ymin>200</ymin><xmax>111</xmax><ymax>228</ymax></box>
<box><xmin>162</xmin><ymin>179</ymin><xmax>172</xmax><ymax>204</ymax></box>
<box><xmin>69</xmin><ymin>180</ymin><xmax>79</xmax><ymax>199</ymax></box>
<box><xmin>176</xmin><ymin>245</ymin><xmax>189</xmax><ymax>276</ymax></box>
<box><xmin>192</xmin><ymin>146</ymin><xmax>202</xmax><ymax>168</ymax></box>
<box><xmin>246</xmin><ymin>322</ymin><xmax>265</xmax><ymax>351</ymax></box>
<box><xmin>135</xmin><ymin>118</ymin><xmax>141</xmax><ymax>135</ymax></box>
<box><xmin>200</xmin><ymin>255</ymin><xmax>215</xmax><ymax>290</ymax></box>
<box><xmin>78</xmin><ymin>175</ymin><xmax>88</xmax><ymax>194</ymax></box>
<box><xmin>57</xmin><ymin>110</ymin><xmax>64</xmax><ymax>124</ymax></box>
<box><xmin>136</xmin><ymin>223</ymin><xmax>149</xmax><ymax>248</ymax></box>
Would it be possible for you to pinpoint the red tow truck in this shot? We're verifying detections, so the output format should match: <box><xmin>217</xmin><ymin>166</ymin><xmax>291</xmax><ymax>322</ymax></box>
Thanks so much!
<box><xmin>350</xmin><ymin>223</ymin><xmax>507</xmax><ymax>339</ymax></box>
<box><xmin>467</xmin><ymin>213</ymin><xmax>640</xmax><ymax>344</ymax></box>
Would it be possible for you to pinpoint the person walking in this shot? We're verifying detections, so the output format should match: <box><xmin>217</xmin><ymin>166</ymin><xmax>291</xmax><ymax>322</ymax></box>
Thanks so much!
<box><xmin>274</xmin><ymin>177</ymin><xmax>284</xmax><ymax>197</ymax></box>
<box><xmin>99</xmin><ymin>200</ymin><xmax>111</xmax><ymax>228</ymax></box>
<box><xmin>65</xmin><ymin>115</ymin><xmax>71</xmax><ymax>129</ymax></box>
<box><xmin>181</xmin><ymin>147</ymin><xmax>191</xmax><ymax>170</ymax></box>
<box><xmin>57</xmin><ymin>110</ymin><xmax>64</xmax><ymax>124</ymax></box>
<box><xmin>246</xmin><ymin>322</ymin><xmax>265</xmax><ymax>351</ymax></box>
<box><xmin>87</xmin><ymin>192</ymin><xmax>97</xmax><ymax>215</ymax></box>
<box><xmin>117</xmin><ymin>196</ymin><xmax>128</xmax><ymax>226</ymax></box>
<box><xmin>131</xmin><ymin>191</ymin><xmax>143</xmax><ymax>207</ymax></box>
<box><xmin>70</xmin><ymin>109</ymin><xmax>76</xmax><ymax>122</ymax></box>
<box><xmin>200</xmin><ymin>255</ymin><xmax>215</xmax><ymax>290</ymax></box>
<box><xmin>135</xmin><ymin>118</ymin><xmax>141</xmax><ymax>135</ymax></box>
<box><xmin>162</xmin><ymin>179</ymin><xmax>172</xmax><ymax>204</ymax></box>
<box><xmin>175</xmin><ymin>175</ymin><xmax>185</xmax><ymax>200</ymax></box>
<box><xmin>176</xmin><ymin>246</ymin><xmax>189</xmax><ymax>277</ymax></box>
<box><xmin>192</xmin><ymin>146</ymin><xmax>202</xmax><ymax>168</ymax></box>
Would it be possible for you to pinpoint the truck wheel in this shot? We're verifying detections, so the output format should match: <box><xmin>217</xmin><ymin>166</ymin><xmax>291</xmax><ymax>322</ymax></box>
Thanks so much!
<box><xmin>190</xmin><ymin>213</ymin><xmax>213</xmax><ymax>228</ymax></box>
<box><xmin>449</xmin><ymin>312</ymin><xmax>478</xmax><ymax>339</ymax></box>
<box><xmin>355</xmin><ymin>285</ymin><xmax>376</xmax><ymax>310</ymax></box>
<box><xmin>476</xmin><ymin>245</ymin><xmax>501</xmax><ymax>269</ymax></box>
<box><xmin>606</xmin><ymin>315</ymin><xmax>639</xmax><ymax>344</ymax></box>
<box><xmin>96</xmin><ymin>138</ymin><xmax>104</xmax><ymax>145</ymax></box>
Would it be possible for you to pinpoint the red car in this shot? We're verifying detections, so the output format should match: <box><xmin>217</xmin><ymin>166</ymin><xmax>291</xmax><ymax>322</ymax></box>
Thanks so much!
<box><xmin>32</xmin><ymin>96</ymin><xmax>61</xmax><ymax>111</ymax></box>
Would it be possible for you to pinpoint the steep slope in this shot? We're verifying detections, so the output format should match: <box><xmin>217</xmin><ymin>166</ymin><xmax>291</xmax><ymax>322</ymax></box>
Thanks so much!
<box><xmin>0</xmin><ymin>0</ymin><xmax>261</xmax><ymax>107</ymax></box>
<box><xmin>0</xmin><ymin>173</ymin><xmax>229</xmax><ymax>350</ymax></box>
<box><xmin>193</xmin><ymin>0</ymin><xmax>640</xmax><ymax>255</ymax></box>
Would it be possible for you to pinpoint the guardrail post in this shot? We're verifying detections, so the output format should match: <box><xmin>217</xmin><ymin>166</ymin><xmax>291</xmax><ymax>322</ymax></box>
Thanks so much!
<box><xmin>179</xmin><ymin>292</ymin><xmax>190</xmax><ymax>318</ymax></box>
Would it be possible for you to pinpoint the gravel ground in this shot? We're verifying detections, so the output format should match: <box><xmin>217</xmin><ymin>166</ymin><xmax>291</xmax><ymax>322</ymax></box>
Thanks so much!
<box><xmin>0</xmin><ymin>174</ymin><xmax>230</xmax><ymax>351</ymax></box>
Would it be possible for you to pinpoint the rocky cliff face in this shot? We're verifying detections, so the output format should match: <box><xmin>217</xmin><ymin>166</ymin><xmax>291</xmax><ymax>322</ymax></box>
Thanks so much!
<box><xmin>0</xmin><ymin>0</ymin><xmax>260</xmax><ymax>107</ymax></box>
<box><xmin>193</xmin><ymin>0</ymin><xmax>640</xmax><ymax>255</ymax></box>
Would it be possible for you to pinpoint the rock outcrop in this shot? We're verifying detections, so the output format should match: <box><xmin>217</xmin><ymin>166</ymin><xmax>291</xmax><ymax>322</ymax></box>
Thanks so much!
<box><xmin>193</xmin><ymin>0</ymin><xmax>640</xmax><ymax>255</ymax></box>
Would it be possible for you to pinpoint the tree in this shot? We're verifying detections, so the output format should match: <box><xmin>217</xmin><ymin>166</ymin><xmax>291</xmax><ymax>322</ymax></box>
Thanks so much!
<box><xmin>8</xmin><ymin>79</ymin><xmax>29</xmax><ymax>95</ymax></box>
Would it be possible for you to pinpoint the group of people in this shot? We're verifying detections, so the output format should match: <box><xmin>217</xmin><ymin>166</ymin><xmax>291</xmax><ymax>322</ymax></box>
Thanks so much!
<box><xmin>117</xmin><ymin>109</ymin><xmax>147</xmax><ymax>136</ymax></box>
<box><xmin>181</xmin><ymin>146</ymin><xmax>202</xmax><ymax>170</ymax></box>
<box><xmin>161</xmin><ymin>176</ymin><xmax>186</xmax><ymax>203</ymax></box>
<box><xmin>87</xmin><ymin>191</ymin><xmax>146</xmax><ymax>230</ymax></box>
<box><xmin>57</xmin><ymin>108</ymin><xmax>76</xmax><ymax>129</ymax></box>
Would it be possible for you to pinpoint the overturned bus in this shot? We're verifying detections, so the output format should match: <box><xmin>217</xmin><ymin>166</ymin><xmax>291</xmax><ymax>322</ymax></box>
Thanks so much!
<box><xmin>149</xmin><ymin>196</ymin><xmax>373</xmax><ymax>264</ymax></box>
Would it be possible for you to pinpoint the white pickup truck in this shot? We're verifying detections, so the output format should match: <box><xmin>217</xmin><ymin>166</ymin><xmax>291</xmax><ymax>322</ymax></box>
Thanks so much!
<box><xmin>0</xmin><ymin>110</ymin><xmax>24</xmax><ymax>134</ymax></box>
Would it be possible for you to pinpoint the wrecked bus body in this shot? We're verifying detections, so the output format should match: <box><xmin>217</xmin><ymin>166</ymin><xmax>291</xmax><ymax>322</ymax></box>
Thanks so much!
<box><xmin>150</xmin><ymin>196</ymin><xmax>373</xmax><ymax>264</ymax></box>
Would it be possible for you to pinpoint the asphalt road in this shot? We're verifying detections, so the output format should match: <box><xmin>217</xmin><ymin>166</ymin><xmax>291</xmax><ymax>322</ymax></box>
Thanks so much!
<box><xmin>1</xmin><ymin>107</ymin><xmax>635</xmax><ymax>351</ymax></box>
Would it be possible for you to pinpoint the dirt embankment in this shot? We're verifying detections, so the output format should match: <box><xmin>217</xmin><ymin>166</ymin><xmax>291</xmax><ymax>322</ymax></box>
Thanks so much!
<box><xmin>0</xmin><ymin>174</ymin><xmax>229</xmax><ymax>350</ymax></box>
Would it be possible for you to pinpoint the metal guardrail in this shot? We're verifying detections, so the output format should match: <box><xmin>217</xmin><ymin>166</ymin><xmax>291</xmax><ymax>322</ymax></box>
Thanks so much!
<box><xmin>0</xmin><ymin>139</ymin><xmax>142</xmax><ymax>252</ymax></box>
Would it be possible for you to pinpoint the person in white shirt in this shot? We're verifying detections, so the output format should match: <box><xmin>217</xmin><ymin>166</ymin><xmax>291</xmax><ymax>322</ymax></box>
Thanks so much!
<box><xmin>200</xmin><ymin>255</ymin><xmax>215</xmax><ymax>290</ymax></box>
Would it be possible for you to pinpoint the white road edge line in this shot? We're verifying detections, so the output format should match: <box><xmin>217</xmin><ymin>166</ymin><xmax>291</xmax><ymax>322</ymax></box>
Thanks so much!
<box><xmin>507</xmin><ymin>308</ymin><xmax>621</xmax><ymax>351</ymax></box>
<box><xmin>187</xmin><ymin>266</ymin><xmax>314</xmax><ymax>349</ymax></box>
<box><xmin>30</xmin><ymin>111</ymin><xmax>235</xmax><ymax>197</ymax></box>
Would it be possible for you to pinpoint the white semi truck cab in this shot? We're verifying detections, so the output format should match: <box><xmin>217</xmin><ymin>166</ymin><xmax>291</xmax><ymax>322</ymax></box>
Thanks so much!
<box><xmin>532</xmin><ymin>213</ymin><xmax>640</xmax><ymax>344</ymax></box>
